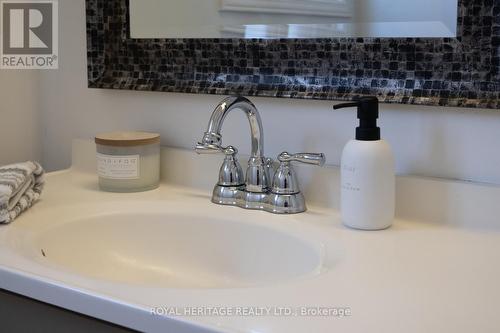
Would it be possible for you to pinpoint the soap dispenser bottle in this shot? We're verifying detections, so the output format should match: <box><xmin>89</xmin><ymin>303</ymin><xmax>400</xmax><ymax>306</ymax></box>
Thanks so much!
<box><xmin>333</xmin><ymin>97</ymin><xmax>395</xmax><ymax>230</ymax></box>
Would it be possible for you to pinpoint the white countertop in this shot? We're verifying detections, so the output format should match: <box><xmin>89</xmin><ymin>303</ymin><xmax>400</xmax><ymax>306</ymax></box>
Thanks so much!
<box><xmin>0</xmin><ymin>142</ymin><xmax>499</xmax><ymax>333</ymax></box>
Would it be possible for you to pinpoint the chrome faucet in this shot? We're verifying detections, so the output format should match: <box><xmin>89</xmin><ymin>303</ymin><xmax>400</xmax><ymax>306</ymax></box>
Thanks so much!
<box><xmin>196</xmin><ymin>96</ymin><xmax>325</xmax><ymax>214</ymax></box>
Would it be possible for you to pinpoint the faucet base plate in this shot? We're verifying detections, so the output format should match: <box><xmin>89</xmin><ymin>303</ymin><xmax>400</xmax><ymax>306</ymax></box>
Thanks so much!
<box><xmin>211</xmin><ymin>185</ymin><xmax>307</xmax><ymax>214</ymax></box>
<box><xmin>265</xmin><ymin>192</ymin><xmax>306</xmax><ymax>214</ymax></box>
<box><xmin>212</xmin><ymin>185</ymin><xmax>245</xmax><ymax>206</ymax></box>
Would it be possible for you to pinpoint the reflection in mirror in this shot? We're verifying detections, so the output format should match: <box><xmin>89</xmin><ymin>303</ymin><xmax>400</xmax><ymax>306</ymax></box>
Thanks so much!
<box><xmin>130</xmin><ymin>0</ymin><xmax>458</xmax><ymax>39</ymax></box>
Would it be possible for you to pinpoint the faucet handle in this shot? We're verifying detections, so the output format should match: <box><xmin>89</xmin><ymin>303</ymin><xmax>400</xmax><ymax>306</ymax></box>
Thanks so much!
<box><xmin>267</xmin><ymin>151</ymin><xmax>326</xmax><ymax>214</ymax></box>
<box><xmin>271</xmin><ymin>152</ymin><xmax>325</xmax><ymax>195</ymax></box>
<box><xmin>217</xmin><ymin>146</ymin><xmax>245</xmax><ymax>187</ymax></box>
<box><xmin>195</xmin><ymin>143</ymin><xmax>238</xmax><ymax>156</ymax></box>
<box><xmin>221</xmin><ymin>145</ymin><xmax>238</xmax><ymax>156</ymax></box>
<box><xmin>195</xmin><ymin>143</ymin><xmax>221</xmax><ymax>154</ymax></box>
<box><xmin>195</xmin><ymin>143</ymin><xmax>244</xmax><ymax>186</ymax></box>
<box><xmin>277</xmin><ymin>152</ymin><xmax>326</xmax><ymax>166</ymax></box>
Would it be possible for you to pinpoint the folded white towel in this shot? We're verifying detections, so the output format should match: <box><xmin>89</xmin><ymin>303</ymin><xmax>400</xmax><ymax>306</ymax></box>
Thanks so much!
<box><xmin>0</xmin><ymin>161</ymin><xmax>45</xmax><ymax>224</ymax></box>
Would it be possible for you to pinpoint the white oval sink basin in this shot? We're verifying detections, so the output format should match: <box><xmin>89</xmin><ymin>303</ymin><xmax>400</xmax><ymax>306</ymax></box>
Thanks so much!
<box><xmin>33</xmin><ymin>213</ymin><xmax>323</xmax><ymax>289</ymax></box>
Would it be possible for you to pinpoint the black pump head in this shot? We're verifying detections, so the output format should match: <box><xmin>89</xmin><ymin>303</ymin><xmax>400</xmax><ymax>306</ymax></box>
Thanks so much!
<box><xmin>333</xmin><ymin>96</ymin><xmax>380</xmax><ymax>141</ymax></box>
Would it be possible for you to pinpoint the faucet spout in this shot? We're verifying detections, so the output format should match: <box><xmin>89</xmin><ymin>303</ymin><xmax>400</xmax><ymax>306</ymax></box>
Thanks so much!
<box><xmin>197</xmin><ymin>96</ymin><xmax>269</xmax><ymax>195</ymax></box>
<box><xmin>199</xmin><ymin>96</ymin><xmax>264</xmax><ymax>159</ymax></box>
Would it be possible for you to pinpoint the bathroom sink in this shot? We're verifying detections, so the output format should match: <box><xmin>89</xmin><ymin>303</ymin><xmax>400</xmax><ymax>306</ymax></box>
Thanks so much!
<box><xmin>28</xmin><ymin>209</ymin><xmax>323</xmax><ymax>289</ymax></box>
<box><xmin>2</xmin><ymin>154</ymin><xmax>500</xmax><ymax>333</ymax></box>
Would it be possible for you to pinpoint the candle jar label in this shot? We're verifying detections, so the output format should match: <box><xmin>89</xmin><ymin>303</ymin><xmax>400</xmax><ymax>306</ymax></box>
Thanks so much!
<box><xmin>97</xmin><ymin>153</ymin><xmax>140</xmax><ymax>179</ymax></box>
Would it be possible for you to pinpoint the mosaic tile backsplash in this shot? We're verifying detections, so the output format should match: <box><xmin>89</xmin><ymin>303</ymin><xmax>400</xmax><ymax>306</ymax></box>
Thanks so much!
<box><xmin>86</xmin><ymin>0</ymin><xmax>499</xmax><ymax>109</ymax></box>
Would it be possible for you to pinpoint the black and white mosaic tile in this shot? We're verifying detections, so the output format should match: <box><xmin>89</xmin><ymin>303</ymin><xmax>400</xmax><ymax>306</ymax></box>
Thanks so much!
<box><xmin>86</xmin><ymin>0</ymin><xmax>499</xmax><ymax>109</ymax></box>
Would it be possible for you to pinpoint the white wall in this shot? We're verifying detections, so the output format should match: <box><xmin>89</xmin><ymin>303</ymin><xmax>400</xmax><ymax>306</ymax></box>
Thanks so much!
<box><xmin>36</xmin><ymin>0</ymin><xmax>500</xmax><ymax>185</ymax></box>
<box><xmin>0</xmin><ymin>71</ymin><xmax>42</xmax><ymax>165</ymax></box>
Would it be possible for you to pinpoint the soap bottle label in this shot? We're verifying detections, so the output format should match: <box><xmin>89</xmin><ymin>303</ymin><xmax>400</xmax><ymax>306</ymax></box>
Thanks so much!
<box><xmin>97</xmin><ymin>153</ymin><xmax>140</xmax><ymax>179</ymax></box>
<box><xmin>341</xmin><ymin>164</ymin><xmax>360</xmax><ymax>192</ymax></box>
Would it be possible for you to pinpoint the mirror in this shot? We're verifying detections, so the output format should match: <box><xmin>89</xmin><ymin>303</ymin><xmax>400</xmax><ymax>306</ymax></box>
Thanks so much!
<box><xmin>130</xmin><ymin>0</ymin><xmax>458</xmax><ymax>39</ymax></box>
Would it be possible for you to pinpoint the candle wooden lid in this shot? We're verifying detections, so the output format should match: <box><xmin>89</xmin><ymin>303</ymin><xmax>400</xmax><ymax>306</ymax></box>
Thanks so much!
<box><xmin>95</xmin><ymin>131</ymin><xmax>160</xmax><ymax>147</ymax></box>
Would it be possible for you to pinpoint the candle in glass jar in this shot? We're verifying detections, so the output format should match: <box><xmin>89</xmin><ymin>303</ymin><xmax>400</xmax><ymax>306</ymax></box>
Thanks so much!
<box><xmin>95</xmin><ymin>132</ymin><xmax>160</xmax><ymax>192</ymax></box>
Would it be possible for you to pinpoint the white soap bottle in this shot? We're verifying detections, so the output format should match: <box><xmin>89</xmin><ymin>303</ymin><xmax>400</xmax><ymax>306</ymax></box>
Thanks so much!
<box><xmin>333</xmin><ymin>97</ymin><xmax>395</xmax><ymax>230</ymax></box>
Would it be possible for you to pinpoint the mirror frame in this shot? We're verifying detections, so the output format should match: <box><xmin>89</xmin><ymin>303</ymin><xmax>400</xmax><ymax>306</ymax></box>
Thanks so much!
<box><xmin>86</xmin><ymin>0</ymin><xmax>499</xmax><ymax>109</ymax></box>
